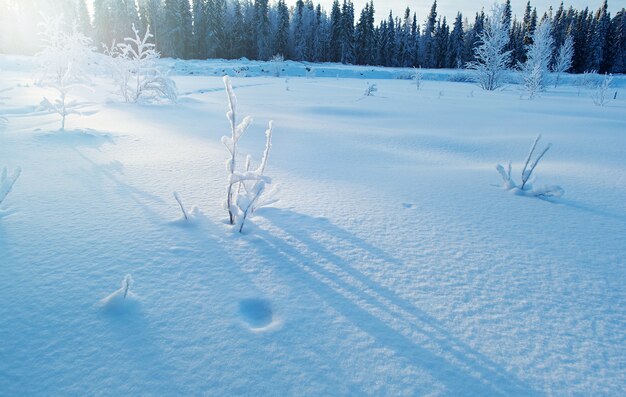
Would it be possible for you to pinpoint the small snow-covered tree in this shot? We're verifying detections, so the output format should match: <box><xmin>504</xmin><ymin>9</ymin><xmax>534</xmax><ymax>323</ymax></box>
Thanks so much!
<box><xmin>222</xmin><ymin>76</ymin><xmax>277</xmax><ymax>232</ymax></box>
<box><xmin>36</xmin><ymin>16</ymin><xmax>93</xmax><ymax>130</ymax></box>
<box><xmin>552</xmin><ymin>35</ymin><xmax>574</xmax><ymax>88</ymax></box>
<box><xmin>496</xmin><ymin>135</ymin><xmax>563</xmax><ymax>197</ymax></box>
<box><xmin>592</xmin><ymin>73</ymin><xmax>614</xmax><ymax>107</ymax></box>
<box><xmin>466</xmin><ymin>3</ymin><xmax>512</xmax><ymax>91</ymax></box>
<box><xmin>520</xmin><ymin>19</ymin><xmax>554</xmax><ymax>99</ymax></box>
<box><xmin>270</xmin><ymin>54</ymin><xmax>285</xmax><ymax>77</ymax></box>
<box><xmin>0</xmin><ymin>166</ymin><xmax>21</xmax><ymax>205</ymax></box>
<box><xmin>104</xmin><ymin>24</ymin><xmax>177</xmax><ymax>104</ymax></box>
<box><xmin>413</xmin><ymin>66</ymin><xmax>423</xmax><ymax>91</ymax></box>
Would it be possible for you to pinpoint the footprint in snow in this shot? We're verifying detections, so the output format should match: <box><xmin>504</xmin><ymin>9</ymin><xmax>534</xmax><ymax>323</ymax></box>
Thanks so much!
<box><xmin>239</xmin><ymin>298</ymin><xmax>275</xmax><ymax>331</ymax></box>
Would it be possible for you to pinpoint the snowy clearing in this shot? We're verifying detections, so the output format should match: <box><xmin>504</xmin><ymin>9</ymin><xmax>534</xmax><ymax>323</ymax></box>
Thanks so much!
<box><xmin>1</xmin><ymin>55</ymin><xmax>625</xmax><ymax>396</ymax></box>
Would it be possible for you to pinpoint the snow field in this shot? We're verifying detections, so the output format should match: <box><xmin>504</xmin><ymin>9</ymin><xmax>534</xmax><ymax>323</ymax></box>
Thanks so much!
<box><xmin>1</xmin><ymin>56</ymin><xmax>625</xmax><ymax>395</ymax></box>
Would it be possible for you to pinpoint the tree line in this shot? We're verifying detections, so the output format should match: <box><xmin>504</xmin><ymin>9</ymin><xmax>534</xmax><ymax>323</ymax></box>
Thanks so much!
<box><xmin>1</xmin><ymin>0</ymin><xmax>625</xmax><ymax>73</ymax></box>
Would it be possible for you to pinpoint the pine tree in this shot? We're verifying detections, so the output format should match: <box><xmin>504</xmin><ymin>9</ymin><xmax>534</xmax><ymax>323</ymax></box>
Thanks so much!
<box><xmin>192</xmin><ymin>0</ymin><xmax>207</xmax><ymax>58</ymax></box>
<box><xmin>340</xmin><ymin>0</ymin><xmax>354</xmax><ymax>64</ymax></box>
<box><xmin>421</xmin><ymin>0</ymin><xmax>437</xmax><ymax>68</ymax></box>
<box><xmin>329</xmin><ymin>0</ymin><xmax>342</xmax><ymax>63</ymax></box>
<box><xmin>449</xmin><ymin>12</ymin><xmax>464</xmax><ymax>68</ymax></box>
<box><xmin>434</xmin><ymin>16</ymin><xmax>449</xmax><ymax>68</ymax></box>
<box><xmin>275</xmin><ymin>0</ymin><xmax>289</xmax><ymax>57</ymax></box>
<box><xmin>76</xmin><ymin>0</ymin><xmax>92</xmax><ymax>37</ymax></box>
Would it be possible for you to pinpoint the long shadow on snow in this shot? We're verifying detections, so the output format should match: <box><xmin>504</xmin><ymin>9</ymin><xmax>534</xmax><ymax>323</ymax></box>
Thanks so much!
<box><xmin>252</xmin><ymin>207</ymin><xmax>541</xmax><ymax>396</ymax></box>
<box><xmin>542</xmin><ymin>196</ymin><xmax>626</xmax><ymax>224</ymax></box>
<box><xmin>71</xmin><ymin>147</ymin><xmax>166</xmax><ymax>224</ymax></box>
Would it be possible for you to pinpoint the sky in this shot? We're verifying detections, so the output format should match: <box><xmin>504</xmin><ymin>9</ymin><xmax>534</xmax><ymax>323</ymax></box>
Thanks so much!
<box><xmin>316</xmin><ymin>0</ymin><xmax>623</xmax><ymax>22</ymax></box>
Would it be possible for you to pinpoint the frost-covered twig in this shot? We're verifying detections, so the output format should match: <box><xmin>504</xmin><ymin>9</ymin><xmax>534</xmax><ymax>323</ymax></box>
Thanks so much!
<box><xmin>173</xmin><ymin>191</ymin><xmax>188</xmax><ymax>220</ymax></box>
<box><xmin>122</xmin><ymin>274</ymin><xmax>133</xmax><ymax>299</ymax></box>
<box><xmin>496</xmin><ymin>135</ymin><xmax>563</xmax><ymax>198</ymax></box>
<box><xmin>221</xmin><ymin>76</ymin><xmax>277</xmax><ymax>232</ymax></box>
<box><xmin>0</xmin><ymin>166</ymin><xmax>21</xmax><ymax>204</ymax></box>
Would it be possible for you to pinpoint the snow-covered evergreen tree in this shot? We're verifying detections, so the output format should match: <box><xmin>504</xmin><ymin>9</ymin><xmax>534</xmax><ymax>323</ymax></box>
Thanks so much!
<box><xmin>466</xmin><ymin>2</ymin><xmax>512</xmax><ymax>91</ymax></box>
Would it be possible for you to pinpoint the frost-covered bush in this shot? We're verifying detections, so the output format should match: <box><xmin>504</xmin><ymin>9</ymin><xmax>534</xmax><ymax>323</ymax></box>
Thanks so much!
<box><xmin>270</xmin><ymin>54</ymin><xmax>285</xmax><ymax>77</ymax></box>
<box><xmin>104</xmin><ymin>25</ymin><xmax>177</xmax><ymax>104</ymax></box>
<box><xmin>496</xmin><ymin>135</ymin><xmax>564</xmax><ymax>198</ymax></box>
<box><xmin>413</xmin><ymin>67</ymin><xmax>423</xmax><ymax>90</ymax></box>
<box><xmin>222</xmin><ymin>76</ymin><xmax>277</xmax><ymax>233</ymax></box>
<box><xmin>0</xmin><ymin>166</ymin><xmax>21</xmax><ymax>204</ymax></box>
<box><xmin>36</xmin><ymin>16</ymin><xmax>94</xmax><ymax>130</ymax></box>
<box><xmin>364</xmin><ymin>83</ymin><xmax>377</xmax><ymax>97</ymax></box>
<box><xmin>592</xmin><ymin>73</ymin><xmax>614</xmax><ymax>107</ymax></box>
<box><xmin>466</xmin><ymin>3</ymin><xmax>512</xmax><ymax>91</ymax></box>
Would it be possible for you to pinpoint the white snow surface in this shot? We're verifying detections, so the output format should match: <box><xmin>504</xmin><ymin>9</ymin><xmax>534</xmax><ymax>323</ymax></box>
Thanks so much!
<box><xmin>1</xmin><ymin>55</ymin><xmax>625</xmax><ymax>396</ymax></box>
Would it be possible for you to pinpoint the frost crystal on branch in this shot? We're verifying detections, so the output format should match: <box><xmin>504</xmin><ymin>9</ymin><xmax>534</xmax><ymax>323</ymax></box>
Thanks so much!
<box><xmin>222</xmin><ymin>76</ymin><xmax>277</xmax><ymax>233</ymax></box>
<box><xmin>496</xmin><ymin>135</ymin><xmax>564</xmax><ymax>198</ymax></box>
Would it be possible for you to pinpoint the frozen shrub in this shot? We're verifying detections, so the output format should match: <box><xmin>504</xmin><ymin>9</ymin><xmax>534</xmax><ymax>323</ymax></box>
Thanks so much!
<box><xmin>0</xmin><ymin>166</ymin><xmax>21</xmax><ymax>204</ymax></box>
<box><xmin>104</xmin><ymin>25</ymin><xmax>177</xmax><ymax>104</ymax></box>
<box><xmin>592</xmin><ymin>73</ymin><xmax>614</xmax><ymax>107</ymax></box>
<box><xmin>222</xmin><ymin>76</ymin><xmax>277</xmax><ymax>233</ymax></box>
<box><xmin>270</xmin><ymin>54</ymin><xmax>285</xmax><ymax>77</ymax></box>
<box><xmin>36</xmin><ymin>16</ymin><xmax>94</xmax><ymax>130</ymax></box>
<box><xmin>496</xmin><ymin>135</ymin><xmax>564</xmax><ymax>198</ymax></box>
<box><xmin>364</xmin><ymin>82</ymin><xmax>377</xmax><ymax>97</ymax></box>
<box><xmin>413</xmin><ymin>67</ymin><xmax>423</xmax><ymax>90</ymax></box>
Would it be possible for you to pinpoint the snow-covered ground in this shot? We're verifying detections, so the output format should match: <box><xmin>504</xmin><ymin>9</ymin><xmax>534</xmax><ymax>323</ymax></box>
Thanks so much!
<box><xmin>1</xmin><ymin>55</ymin><xmax>625</xmax><ymax>396</ymax></box>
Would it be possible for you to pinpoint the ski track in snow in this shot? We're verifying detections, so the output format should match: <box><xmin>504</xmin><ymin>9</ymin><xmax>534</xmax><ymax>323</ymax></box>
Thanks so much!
<box><xmin>1</xmin><ymin>55</ymin><xmax>625</xmax><ymax>396</ymax></box>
